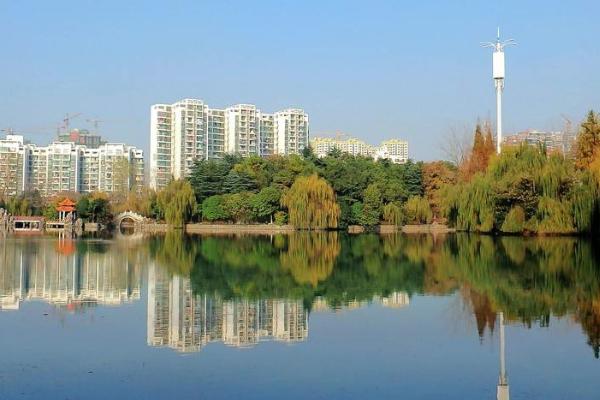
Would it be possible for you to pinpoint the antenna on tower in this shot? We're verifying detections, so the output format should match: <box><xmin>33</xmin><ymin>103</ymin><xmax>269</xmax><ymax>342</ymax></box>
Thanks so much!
<box><xmin>481</xmin><ymin>29</ymin><xmax>516</xmax><ymax>154</ymax></box>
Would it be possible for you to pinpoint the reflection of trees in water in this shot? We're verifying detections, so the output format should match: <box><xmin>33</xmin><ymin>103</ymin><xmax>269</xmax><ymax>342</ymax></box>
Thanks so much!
<box><xmin>575</xmin><ymin>299</ymin><xmax>600</xmax><ymax>358</ymax></box>
<box><xmin>151</xmin><ymin>231</ymin><xmax>197</xmax><ymax>276</ymax></box>
<box><xmin>280</xmin><ymin>232</ymin><xmax>340</xmax><ymax>287</ymax></box>
<box><xmin>145</xmin><ymin>232</ymin><xmax>600</xmax><ymax>358</ymax></box>
<box><xmin>437</xmin><ymin>234</ymin><xmax>600</xmax><ymax>358</ymax></box>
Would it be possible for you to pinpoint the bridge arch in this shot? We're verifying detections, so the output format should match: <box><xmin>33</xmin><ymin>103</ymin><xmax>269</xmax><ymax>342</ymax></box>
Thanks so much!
<box><xmin>114</xmin><ymin>211</ymin><xmax>145</xmax><ymax>234</ymax></box>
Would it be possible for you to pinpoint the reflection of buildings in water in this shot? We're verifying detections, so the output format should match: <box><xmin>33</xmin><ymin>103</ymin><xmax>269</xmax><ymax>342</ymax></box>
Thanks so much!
<box><xmin>0</xmin><ymin>240</ymin><xmax>141</xmax><ymax>311</ymax></box>
<box><xmin>147</xmin><ymin>264</ymin><xmax>309</xmax><ymax>353</ymax></box>
<box><xmin>311</xmin><ymin>292</ymin><xmax>410</xmax><ymax>313</ymax></box>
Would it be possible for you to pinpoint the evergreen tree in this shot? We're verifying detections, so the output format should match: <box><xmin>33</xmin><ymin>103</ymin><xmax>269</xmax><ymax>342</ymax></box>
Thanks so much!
<box><xmin>223</xmin><ymin>170</ymin><xmax>258</xmax><ymax>193</ymax></box>
<box><xmin>189</xmin><ymin>159</ymin><xmax>231</xmax><ymax>203</ymax></box>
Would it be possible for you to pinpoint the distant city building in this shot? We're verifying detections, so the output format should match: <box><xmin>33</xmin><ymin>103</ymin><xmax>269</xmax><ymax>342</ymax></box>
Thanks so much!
<box><xmin>503</xmin><ymin>130</ymin><xmax>576</xmax><ymax>155</ymax></box>
<box><xmin>0</xmin><ymin>134</ymin><xmax>144</xmax><ymax>197</ymax></box>
<box><xmin>310</xmin><ymin>136</ymin><xmax>409</xmax><ymax>164</ymax></box>
<box><xmin>149</xmin><ymin>98</ymin><xmax>309</xmax><ymax>189</ymax></box>
<box><xmin>57</xmin><ymin>129</ymin><xmax>105</xmax><ymax>148</ymax></box>
<box><xmin>375</xmin><ymin>139</ymin><xmax>410</xmax><ymax>164</ymax></box>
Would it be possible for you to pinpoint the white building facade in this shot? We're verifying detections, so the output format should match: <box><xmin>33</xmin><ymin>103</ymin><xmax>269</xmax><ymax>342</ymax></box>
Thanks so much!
<box><xmin>311</xmin><ymin>136</ymin><xmax>409</xmax><ymax>164</ymax></box>
<box><xmin>0</xmin><ymin>134</ymin><xmax>144</xmax><ymax>197</ymax></box>
<box><xmin>150</xmin><ymin>98</ymin><xmax>309</xmax><ymax>189</ymax></box>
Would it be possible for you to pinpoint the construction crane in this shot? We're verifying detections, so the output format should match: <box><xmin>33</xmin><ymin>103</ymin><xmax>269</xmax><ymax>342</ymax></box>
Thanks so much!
<box><xmin>0</xmin><ymin>128</ymin><xmax>16</xmax><ymax>136</ymax></box>
<box><xmin>86</xmin><ymin>118</ymin><xmax>102</xmax><ymax>134</ymax></box>
<box><xmin>57</xmin><ymin>112</ymin><xmax>82</xmax><ymax>135</ymax></box>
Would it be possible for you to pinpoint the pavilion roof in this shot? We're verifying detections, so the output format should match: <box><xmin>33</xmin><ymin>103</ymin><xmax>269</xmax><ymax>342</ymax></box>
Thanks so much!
<box><xmin>58</xmin><ymin>198</ymin><xmax>76</xmax><ymax>207</ymax></box>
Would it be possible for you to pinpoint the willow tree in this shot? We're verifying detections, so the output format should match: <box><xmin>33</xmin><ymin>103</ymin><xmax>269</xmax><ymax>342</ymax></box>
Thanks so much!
<box><xmin>281</xmin><ymin>174</ymin><xmax>340</xmax><ymax>229</ymax></box>
<box><xmin>157</xmin><ymin>179</ymin><xmax>196</xmax><ymax>228</ymax></box>
<box><xmin>383</xmin><ymin>202</ymin><xmax>403</xmax><ymax>226</ymax></box>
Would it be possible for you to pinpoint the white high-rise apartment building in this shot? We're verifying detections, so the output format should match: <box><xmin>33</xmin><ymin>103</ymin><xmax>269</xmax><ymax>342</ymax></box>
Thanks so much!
<box><xmin>150</xmin><ymin>98</ymin><xmax>309</xmax><ymax>189</ymax></box>
<box><xmin>0</xmin><ymin>135</ymin><xmax>27</xmax><ymax>196</ymax></box>
<box><xmin>225</xmin><ymin>104</ymin><xmax>259</xmax><ymax>157</ymax></box>
<box><xmin>0</xmin><ymin>134</ymin><xmax>144</xmax><ymax>197</ymax></box>
<box><xmin>310</xmin><ymin>136</ymin><xmax>409</xmax><ymax>164</ymax></box>
<box><xmin>274</xmin><ymin>109</ymin><xmax>309</xmax><ymax>156</ymax></box>
<box><xmin>376</xmin><ymin>139</ymin><xmax>409</xmax><ymax>164</ymax></box>
<box><xmin>311</xmin><ymin>137</ymin><xmax>373</xmax><ymax>157</ymax></box>
<box><xmin>150</xmin><ymin>104</ymin><xmax>172</xmax><ymax>190</ymax></box>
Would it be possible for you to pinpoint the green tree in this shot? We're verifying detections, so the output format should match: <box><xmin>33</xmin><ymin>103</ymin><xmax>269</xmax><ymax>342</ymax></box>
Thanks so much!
<box><xmin>189</xmin><ymin>159</ymin><xmax>232</xmax><ymax>203</ymax></box>
<box><xmin>500</xmin><ymin>206</ymin><xmax>525</xmax><ymax>233</ymax></box>
<box><xmin>250</xmin><ymin>186</ymin><xmax>281</xmax><ymax>222</ymax></box>
<box><xmin>350</xmin><ymin>202</ymin><xmax>364</xmax><ymax>225</ymax></box>
<box><xmin>202</xmin><ymin>195</ymin><xmax>228</xmax><ymax>222</ymax></box>
<box><xmin>222</xmin><ymin>192</ymin><xmax>253</xmax><ymax>223</ymax></box>
<box><xmin>223</xmin><ymin>170</ymin><xmax>258</xmax><ymax>193</ymax></box>
<box><xmin>404</xmin><ymin>196</ymin><xmax>433</xmax><ymax>224</ymax></box>
<box><xmin>281</xmin><ymin>174</ymin><xmax>340</xmax><ymax>229</ymax></box>
<box><xmin>76</xmin><ymin>196</ymin><xmax>90</xmax><ymax>220</ymax></box>
<box><xmin>361</xmin><ymin>184</ymin><xmax>382</xmax><ymax>226</ymax></box>
<box><xmin>383</xmin><ymin>202</ymin><xmax>403</xmax><ymax>226</ymax></box>
<box><xmin>157</xmin><ymin>180</ymin><xmax>196</xmax><ymax>227</ymax></box>
<box><xmin>87</xmin><ymin>195</ymin><xmax>112</xmax><ymax>224</ymax></box>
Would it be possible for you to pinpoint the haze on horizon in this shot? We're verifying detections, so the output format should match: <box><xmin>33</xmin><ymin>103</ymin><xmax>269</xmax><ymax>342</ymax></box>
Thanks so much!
<box><xmin>1</xmin><ymin>0</ymin><xmax>599</xmax><ymax>161</ymax></box>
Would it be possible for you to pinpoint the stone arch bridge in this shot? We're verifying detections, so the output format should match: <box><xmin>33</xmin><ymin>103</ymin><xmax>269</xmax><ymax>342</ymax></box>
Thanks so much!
<box><xmin>114</xmin><ymin>211</ymin><xmax>146</xmax><ymax>231</ymax></box>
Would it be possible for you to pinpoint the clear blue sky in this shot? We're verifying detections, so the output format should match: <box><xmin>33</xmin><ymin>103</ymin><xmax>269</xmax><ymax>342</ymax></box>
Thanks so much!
<box><xmin>1</xmin><ymin>0</ymin><xmax>599</xmax><ymax>160</ymax></box>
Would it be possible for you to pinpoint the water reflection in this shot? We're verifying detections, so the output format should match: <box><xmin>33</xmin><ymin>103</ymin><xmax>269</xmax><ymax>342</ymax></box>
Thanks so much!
<box><xmin>0</xmin><ymin>238</ymin><xmax>142</xmax><ymax>311</ymax></box>
<box><xmin>147</xmin><ymin>262</ymin><xmax>409</xmax><ymax>353</ymax></box>
<box><xmin>1</xmin><ymin>233</ymin><xmax>599</xmax><ymax>361</ymax></box>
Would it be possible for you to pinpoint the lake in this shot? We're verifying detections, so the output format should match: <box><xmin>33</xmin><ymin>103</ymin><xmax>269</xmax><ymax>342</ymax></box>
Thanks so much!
<box><xmin>0</xmin><ymin>232</ymin><xmax>598</xmax><ymax>399</ymax></box>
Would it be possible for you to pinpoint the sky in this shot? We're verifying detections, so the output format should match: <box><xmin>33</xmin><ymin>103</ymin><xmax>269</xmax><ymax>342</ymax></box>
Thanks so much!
<box><xmin>1</xmin><ymin>0</ymin><xmax>599</xmax><ymax>161</ymax></box>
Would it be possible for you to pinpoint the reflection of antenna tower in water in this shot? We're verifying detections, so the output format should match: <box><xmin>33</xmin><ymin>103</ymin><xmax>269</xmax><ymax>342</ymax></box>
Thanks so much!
<box><xmin>497</xmin><ymin>312</ymin><xmax>509</xmax><ymax>400</ymax></box>
<box><xmin>482</xmin><ymin>29</ymin><xmax>516</xmax><ymax>154</ymax></box>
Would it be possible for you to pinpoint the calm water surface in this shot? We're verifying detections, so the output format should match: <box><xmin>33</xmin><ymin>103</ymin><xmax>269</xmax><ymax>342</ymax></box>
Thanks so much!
<box><xmin>0</xmin><ymin>233</ymin><xmax>599</xmax><ymax>399</ymax></box>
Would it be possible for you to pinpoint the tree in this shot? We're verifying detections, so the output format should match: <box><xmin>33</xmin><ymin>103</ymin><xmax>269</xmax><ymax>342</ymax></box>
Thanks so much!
<box><xmin>361</xmin><ymin>184</ymin><xmax>382</xmax><ymax>226</ymax></box>
<box><xmin>189</xmin><ymin>159</ymin><xmax>231</xmax><ymax>203</ymax></box>
<box><xmin>281</xmin><ymin>174</ymin><xmax>340</xmax><ymax>229</ymax></box>
<box><xmin>157</xmin><ymin>180</ymin><xmax>196</xmax><ymax>227</ymax></box>
<box><xmin>404</xmin><ymin>196</ymin><xmax>433</xmax><ymax>224</ymax></box>
<box><xmin>202</xmin><ymin>195</ymin><xmax>228</xmax><ymax>222</ymax></box>
<box><xmin>422</xmin><ymin>161</ymin><xmax>457</xmax><ymax>219</ymax></box>
<box><xmin>575</xmin><ymin>110</ymin><xmax>600</xmax><ymax>169</ymax></box>
<box><xmin>250</xmin><ymin>186</ymin><xmax>281</xmax><ymax>222</ymax></box>
<box><xmin>350</xmin><ymin>202</ymin><xmax>364</xmax><ymax>225</ymax></box>
<box><xmin>222</xmin><ymin>192</ymin><xmax>252</xmax><ymax>223</ymax></box>
<box><xmin>383</xmin><ymin>202</ymin><xmax>403</xmax><ymax>226</ymax></box>
<box><xmin>76</xmin><ymin>197</ymin><xmax>90</xmax><ymax>220</ymax></box>
<box><xmin>500</xmin><ymin>206</ymin><xmax>525</xmax><ymax>233</ymax></box>
<box><xmin>223</xmin><ymin>170</ymin><xmax>258</xmax><ymax>193</ymax></box>
<box><xmin>87</xmin><ymin>194</ymin><xmax>112</xmax><ymax>224</ymax></box>
<box><xmin>461</xmin><ymin>122</ymin><xmax>495</xmax><ymax>181</ymax></box>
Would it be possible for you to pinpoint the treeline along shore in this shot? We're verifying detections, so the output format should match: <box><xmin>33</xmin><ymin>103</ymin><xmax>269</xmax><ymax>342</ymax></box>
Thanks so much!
<box><xmin>2</xmin><ymin>110</ymin><xmax>600</xmax><ymax>236</ymax></box>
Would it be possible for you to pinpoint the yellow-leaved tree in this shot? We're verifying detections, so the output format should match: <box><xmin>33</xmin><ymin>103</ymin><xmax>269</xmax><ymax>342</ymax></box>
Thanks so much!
<box><xmin>281</xmin><ymin>174</ymin><xmax>340</xmax><ymax>230</ymax></box>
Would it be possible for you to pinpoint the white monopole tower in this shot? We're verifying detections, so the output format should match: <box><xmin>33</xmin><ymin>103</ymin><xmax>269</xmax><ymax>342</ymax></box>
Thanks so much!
<box><xmin>482</xmin><ymin>29</ymin><xmax>516</xmax><ymax>154</ymax></box>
